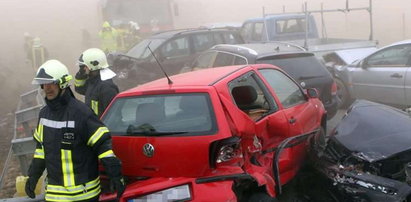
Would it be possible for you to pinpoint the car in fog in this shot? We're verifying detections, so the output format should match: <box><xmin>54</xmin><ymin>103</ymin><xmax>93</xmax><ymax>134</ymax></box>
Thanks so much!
<box><xmin>99</xmin><ymin>64</ymin><xmax>326</xmax><ymax>201</ymax></box>
<box><xmin>310</xmin><ymin>100</ymin><xmax>411</xmax><ymax>201</ymax></box>
<box><xmin>183</xmin><ymin>43</ymin><xmax>338</xmax><ymax>119</ymax></box>
<box><xmin>335</xmin><ymin>40</ymin><xmax>411</xmax><ymax>108</ymax></box>
<box><xmin>109</xmin><ymin>27</ymin><xmax>244</xmax><ymax>90</ymax></box>
<box><xmin>322</xmin><ymin>47</ymin><xmax>377</xmax><ymax>108</ymax></box>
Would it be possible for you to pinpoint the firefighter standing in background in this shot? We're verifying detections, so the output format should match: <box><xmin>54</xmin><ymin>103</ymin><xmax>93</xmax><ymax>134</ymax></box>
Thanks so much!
<box><xmin>74</xmin><ymin>48</ymin><xmax>119</xmax><ymax>118</ymax></box>
<box><xmin>99</xmin><ymin>21</ymin><xmax>119</xmax><ymax>53</ymax></box>
<box><xmin>26</xmin><ymin>60</ymin><xmax>125</xmax><ymax>201</ymax></box>
<box><xmin>25</xmin><ymin>36</ymin><xmax>49</xmax><ymax>70</ymax></box>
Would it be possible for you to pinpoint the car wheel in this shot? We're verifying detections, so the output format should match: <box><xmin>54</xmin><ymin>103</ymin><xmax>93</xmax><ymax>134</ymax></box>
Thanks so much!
<box><xmin>248</xmin><ymin>192</ymin><xmax>278</xmax><ymax>202</ymax></box>
<box><xmin>335</xmin><ymin>78</ymin><xmax>351</xmax><ymax>109</ymax></box>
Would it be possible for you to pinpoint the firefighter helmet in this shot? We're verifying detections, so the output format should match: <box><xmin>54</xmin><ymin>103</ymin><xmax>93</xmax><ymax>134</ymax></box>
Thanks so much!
<box><xmin>102</xmin><ymin>21</ymin><xmax>111</xmax><ymax>28</ymax></box>
<box><xmin>78</xmin><ymin>48</ymin><xmax>109</xmax><ymax>71</ymax></box>
<box><xmin>32</xmin><ymin>60</ymin><xmax>72</xmax><ymax>89</ymax></box>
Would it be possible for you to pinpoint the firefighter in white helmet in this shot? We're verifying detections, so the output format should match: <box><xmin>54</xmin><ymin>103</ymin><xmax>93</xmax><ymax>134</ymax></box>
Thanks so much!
<box><xmin>75</xmin><ymin>48</ymin><xmax>119</xmax><ymax>118</ymax></box>
<box><xmin>27</xmin><ymin>60</ymin><xmax>125</xmax><ymax>201</ymax></box>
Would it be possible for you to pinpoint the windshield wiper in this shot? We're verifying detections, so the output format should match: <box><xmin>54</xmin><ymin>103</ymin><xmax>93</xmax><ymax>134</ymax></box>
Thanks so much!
<box><xmin>298</xmin><ymin>75</ymin><xmax>322</xmax><ymax>80</ymax></box>
<box><xmin>126</xmin><ymin>124</ymin><xmax>188</xmax><ymax>136</ymax></box>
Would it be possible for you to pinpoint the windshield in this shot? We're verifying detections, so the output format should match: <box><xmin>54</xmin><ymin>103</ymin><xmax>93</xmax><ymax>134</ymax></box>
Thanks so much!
<box><xmin>126</xmin><ymin>38</ymin><xmax>165</xmax><ymax>59</ymax></box>
<box><xmin>102</xmin><ymin>93</ymin><xmax>217</xmax><ymax>136</ymax></box>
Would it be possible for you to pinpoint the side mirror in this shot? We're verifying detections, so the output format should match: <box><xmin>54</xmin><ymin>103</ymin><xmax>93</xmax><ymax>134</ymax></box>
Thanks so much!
<box><xmin>360</xmin><ymin>59</ymin><xmax>369</xmax><ymax>69</ymax></box>
<box><xmin>306</xmin><ymin>88</ymin><xmax>319</xmax><ymax>98</ymax></box>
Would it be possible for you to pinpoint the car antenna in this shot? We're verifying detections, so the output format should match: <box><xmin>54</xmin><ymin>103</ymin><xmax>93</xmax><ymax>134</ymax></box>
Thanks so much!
<box><xmin>146</xmin><ymin>42</ymin><xmax>173</xmax><ymax>84</ymax></box>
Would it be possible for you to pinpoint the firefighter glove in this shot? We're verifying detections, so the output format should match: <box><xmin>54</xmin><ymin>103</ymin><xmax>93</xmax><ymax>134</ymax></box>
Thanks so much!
<box><xmin>110</xmin><ymin>177</ymin><xmax>125</xmax><ymax>199</ymax></box>
<box><xmin>25</xmin><ymin>177</ymin><xmax>38</xmax><ymax>199</ymax></box>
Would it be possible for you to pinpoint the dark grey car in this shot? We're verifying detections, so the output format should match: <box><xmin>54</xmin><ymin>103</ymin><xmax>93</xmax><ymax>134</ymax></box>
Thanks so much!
<box><xmin>110</xmin><ymin>27</ymin><xmax>244</xmax><ymax>90</ymax></box>
<box><xmin>186</xmin><ymin>43</ymin><xmax>338</xmax><ymax>119</ymax></box>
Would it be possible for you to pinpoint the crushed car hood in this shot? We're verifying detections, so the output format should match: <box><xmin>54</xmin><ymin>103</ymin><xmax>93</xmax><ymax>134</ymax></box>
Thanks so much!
<box><xmin>332</xmin><ymin>100</ymin><xmax>411</xmax><ymax>162</ymax></box>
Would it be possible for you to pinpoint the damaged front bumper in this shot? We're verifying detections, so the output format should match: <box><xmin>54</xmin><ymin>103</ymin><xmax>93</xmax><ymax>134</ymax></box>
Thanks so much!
<box><xmin>315</xmin><ymin>162</ymin><xmax>411</xmax><ymax>202</ymax></box>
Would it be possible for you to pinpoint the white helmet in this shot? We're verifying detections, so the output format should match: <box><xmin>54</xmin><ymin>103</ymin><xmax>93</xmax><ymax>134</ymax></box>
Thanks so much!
<box><xmin>32</xmin><ymin>60</ymin><xmax>72</xmax><ymax>89</ymax></box>
<box><xmin>78</xmin><ymin>48</ymin><xmax>109</xmax><ymax>71</ymax></box>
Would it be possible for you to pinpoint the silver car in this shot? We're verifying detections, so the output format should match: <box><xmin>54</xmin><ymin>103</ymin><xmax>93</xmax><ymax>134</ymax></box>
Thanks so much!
<box><xmin>337</xmin><ymin>39</ymin><xmax>411</xmax><ymax>108</ymax></box>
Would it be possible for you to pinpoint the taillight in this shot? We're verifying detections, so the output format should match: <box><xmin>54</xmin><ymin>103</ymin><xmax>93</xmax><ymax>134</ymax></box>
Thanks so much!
<box><xmin>331</xmin><ymin>81</ymin><xmax>337</xmax><ymax>96</ymax></box>
<box><xmin>209</xmin><ymin>137</ymin><xmax>243</xmax><ymax>169</ymax></box>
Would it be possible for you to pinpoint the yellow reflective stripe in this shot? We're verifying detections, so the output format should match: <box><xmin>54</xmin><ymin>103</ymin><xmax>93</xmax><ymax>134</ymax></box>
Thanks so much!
<box><xmin>61</xmin><ymin>149</ymin><xmax>75</xmax><ymax>187</ymax></box>
<box><xmin>98</xmin><ymin>150</ymin><xmax>116</xmax><ymax>159</ymax></box>
<box><xmin>34</xmin><ymin>148</ymin><xmax>44</xmax><ymax>159</ymax></box>
<box><xmin>87</xmin><ymin>127</ymin><xmax>109</xmax><ymax>146</ymax></box>
<box><xmin>74</xmin><ymin>78</ymin><xmax>86</xmax><ymax>87</ymax></box>
<box><xmin>46</xmin><ymin>186</ymin><xmax>100</xmax><ymax>201</ymax></box>
<box><xmin>39</xmin><ymin>124</ymin><xmax>43</xmax><ymax>142</ymax></box>
<box><xmin>91</xmin><ymin>100</ymin><xmax>98</xmax><ymax>115</ymax></box>
<box><xmin>33</xmin><ymin>124</ymin><xmax>44</xmax><ymax>143</ymax></box>
<box><xmin>47</xmin><ymin>177</ymin><xmax>100</xmax><ymax>194</ymax></box>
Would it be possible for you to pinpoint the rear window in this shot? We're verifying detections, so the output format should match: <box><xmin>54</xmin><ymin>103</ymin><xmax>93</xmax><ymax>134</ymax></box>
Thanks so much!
<box><xmin>257</xmin><ymin>55</ymin><xmax>331</xmax><ymax>79</ymax></box>
<box><xmin>102</xmin><ymin>93</ymin><xmax>217</xmax><ymax>136</ymax></box>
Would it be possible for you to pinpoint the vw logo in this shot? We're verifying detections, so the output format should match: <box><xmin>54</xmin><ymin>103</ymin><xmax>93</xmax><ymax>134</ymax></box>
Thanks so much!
<box><xmin>142</xmin><ymin>143</ymin><xmax>155</xmax><ymax>158</ymax></box>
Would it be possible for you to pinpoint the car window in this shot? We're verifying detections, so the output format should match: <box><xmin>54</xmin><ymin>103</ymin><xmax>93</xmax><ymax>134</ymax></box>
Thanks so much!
<box><xmin>213</xmin><ymin>33</ymin><xmax>224</xmax><ymax>44</ymax></box>
<box><xmin>102</xmin><ymin>93</ymin><xmax>217</xmax><ymax>136</ymax></box>
<box><xmin>276</xmin><ymin>18</ymin><xmax>306</xmax><ymax>34</ymax></box>
<box><xmin>252</xmin><ymin>22</ymin><xmax>264</xmax><ymax>41</ymax></box>
<box><xmin>213</xmin><ymin>52</ymin><xmax>235</xmax><ymax>67</ymax></box>
<box><xmin>366</xmin><ymin>44</ymin><xmax>411</xmax><ymax>67</ymax></box>
<box><xmin>192</xmin><ymin>33</ymin><xmax>215</xmax><ymax>53</ymax></box>
<box><xmin>228</xmin><ymin>72</ymin><xmax>277</xmax><ymax>121</ymax></box>
<box><xmin>192</xmin><ymin>51</ymin><xmax>216</xmax><ymax>69</ymax></box>
<box><xmin>257</xmin><ymin>55</ymin><xmax>331</xmax><ymax>80</ymax></box>
<box><xmin>234</xmin><ymin>56</ymin><xmax>247</xmax><ymax>65</ymax></box>
<box><xmin>222</xmin><ymin>32</ymin><xmax>241</xmax><ymax>44</ymax></box>
<box><xmin>126</xmin><ymin>38</ymin><xmax>165</xmax><ymax>59</ymax></box>
<box><xmin>241</xmin><ymin>23</ymin><xmax>253</xmax><ymax>41</ymax></box>
<box><xmin>259</xmin><ymin>69</ymin><xmax>306</xmax><ymax>108</ymax></box>
<box><xmin>160</xmin><ymin>37</ymin><xmax>190</xmax><ymax>58</ymax></box>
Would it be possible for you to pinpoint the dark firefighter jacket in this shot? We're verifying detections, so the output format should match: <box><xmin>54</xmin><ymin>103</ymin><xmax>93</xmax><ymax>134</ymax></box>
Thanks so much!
<box><xmin>74</xmin><ymin>72</ymin><xmax>119</xmax><ymax>118</ymax></box>
<box><xmin>28</xmin><ymin>88</ymin><xmax>121</xmax><ymax>201</ymax></box>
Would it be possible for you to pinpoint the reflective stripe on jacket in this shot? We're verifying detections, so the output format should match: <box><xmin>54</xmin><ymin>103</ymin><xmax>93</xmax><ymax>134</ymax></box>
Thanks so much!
<box><xmin>74</xmin><ymin>73</ymin><xmax>119</xmax><ymax>118</ymax></box>
<box><xmin>29</xmin><ymin>89</ymin><xmax>117</xmax><ymax>201</ymax></box>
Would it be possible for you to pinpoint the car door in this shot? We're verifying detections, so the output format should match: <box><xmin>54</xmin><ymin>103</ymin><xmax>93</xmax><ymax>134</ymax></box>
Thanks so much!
<box><xmin>158</xmin><ymin>36</ymin><xmax>192</xmax><ymax>75</ymax></box>
<box><xmin>257</xmin><ymin>68</ymin><xmax>319</xmax><ymax>183</ymax></box>
<box><xmin>350</xmin><ymin>44</ymin><xmax>411</xmax><ymax>106</ymax></box>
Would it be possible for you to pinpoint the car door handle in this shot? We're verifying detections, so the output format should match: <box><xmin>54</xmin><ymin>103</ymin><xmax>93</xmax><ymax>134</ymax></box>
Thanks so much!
<box><xmin>289</xmin><ymin>117</ymin><xmax>297</xmax><ymax>124</ymax></box>
<box><xmin>390</xmin><ymin>73</ymin><xmax>403</xmax><ymax>78</ymax></box>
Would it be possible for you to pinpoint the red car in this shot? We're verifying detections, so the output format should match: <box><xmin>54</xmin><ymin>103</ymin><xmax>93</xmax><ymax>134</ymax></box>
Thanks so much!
<box><xmin>100</xmin><ymin>64</ymin><xmax>326</xmax><ymax>201</ymax></box>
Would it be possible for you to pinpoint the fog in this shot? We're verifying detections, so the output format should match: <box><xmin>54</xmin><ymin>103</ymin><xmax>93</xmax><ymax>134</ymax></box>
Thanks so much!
<box><xmin>0</xmin><ymin>0</ymin><xmax>410</xmax><ymax>116</ymax></box>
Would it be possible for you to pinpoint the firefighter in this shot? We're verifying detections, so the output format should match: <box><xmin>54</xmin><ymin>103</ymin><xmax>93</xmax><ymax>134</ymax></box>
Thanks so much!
<box><xmin>28</xmin><ymin>37</ymin><xmax>49</xmax><ymax>70</ymax></box>
<box><xmin>74</xmin><ymin>48</ymin><xmax>119</xmax><ymax>118</ymax></box>
<box><xmin>26</xmin><ymin>60</ymin><xmax>125</xmax><ymax>201</ymax></box>
<box><xmin>99</xmin><ymin>21</ymin><xmax>119</xmax><ymax>53</ymax></box>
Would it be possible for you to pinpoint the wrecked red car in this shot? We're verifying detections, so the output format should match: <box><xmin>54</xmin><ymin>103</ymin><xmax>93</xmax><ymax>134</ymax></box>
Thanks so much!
<box><xmin>99</xmin><ymin>64</ymin><xmax>326</xmax><ymax>201</ymax></box>
<box><xmin>310</xmin><ymin>100</ymin><xmax>411</xmax><ymax>201</ymax></box>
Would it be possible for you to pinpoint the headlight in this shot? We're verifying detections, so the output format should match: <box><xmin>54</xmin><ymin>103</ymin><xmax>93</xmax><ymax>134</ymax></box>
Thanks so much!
<box><xmin>128</xmin><ymin>184</ymin><xmax>191</xmax><ymax>202</ymax></box>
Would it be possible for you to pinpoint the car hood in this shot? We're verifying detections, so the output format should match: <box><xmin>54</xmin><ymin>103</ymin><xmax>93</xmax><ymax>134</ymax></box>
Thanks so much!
<box><xmin>333</xmin><ymin>47</ymin><xmax>377</xmax><ymax>65</ymax></box>
<box><xmin>331</xmin><ymin>100</ymin><xmax>411</xmax><ymax>162</ymax></box>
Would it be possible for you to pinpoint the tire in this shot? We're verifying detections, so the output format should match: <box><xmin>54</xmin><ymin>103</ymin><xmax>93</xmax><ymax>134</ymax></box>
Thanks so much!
<box><xmin>335</xmin><ymin>78</ymin><xmax>351</xmax><ymax>109</ymax></box>
<box><xmin>248</xmin><ymin>192</ymin><xmax>278</xmax><ymax>202</ymax></box>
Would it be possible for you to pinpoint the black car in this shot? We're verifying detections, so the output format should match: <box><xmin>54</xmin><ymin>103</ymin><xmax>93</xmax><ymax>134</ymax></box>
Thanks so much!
<box><xmin>187</xmin><ymin>43</ymin><xmax>338</xmax><ymax>119</ymax></box>
<box><xmin>109</xmin><ymin>27</ymin><xmax>244</xmax><ymax>90</ymax></box>
<box><xmin>310</xmin><ymin>100</ymin><xmax>411</xmax><ymax>201</ymax></box>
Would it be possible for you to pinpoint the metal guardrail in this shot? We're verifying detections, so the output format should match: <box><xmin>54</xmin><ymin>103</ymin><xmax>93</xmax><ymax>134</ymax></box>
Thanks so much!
<box><xmin>0</xmin><ymin>88</ymin><xmax>44</xmax><ymax>192</ymax></box>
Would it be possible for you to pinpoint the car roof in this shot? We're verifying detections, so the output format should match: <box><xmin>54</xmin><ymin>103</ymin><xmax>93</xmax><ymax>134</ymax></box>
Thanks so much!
<box><xmin>244</xmin><ymin>13</ymin><xmax>307</xmax><ymax>22</ymax></box>
<box><xmin>210</xmin><ymin>43</ymin><xmax>309</xmax><ymax>59</ymax></box>
<box><xmin>120</xmin><ymin>65</ymin><xmax>248</xmax><ymax>95</ymax></box>
<box><xmin>150</xmin><ymin>27</ymin><xmax>240</xmax><ymax>39</ymax></box>
<box><xmin>382</xmin><ymin>39</ymin><xmax>411</xmax><ymax>48</ymax></box>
